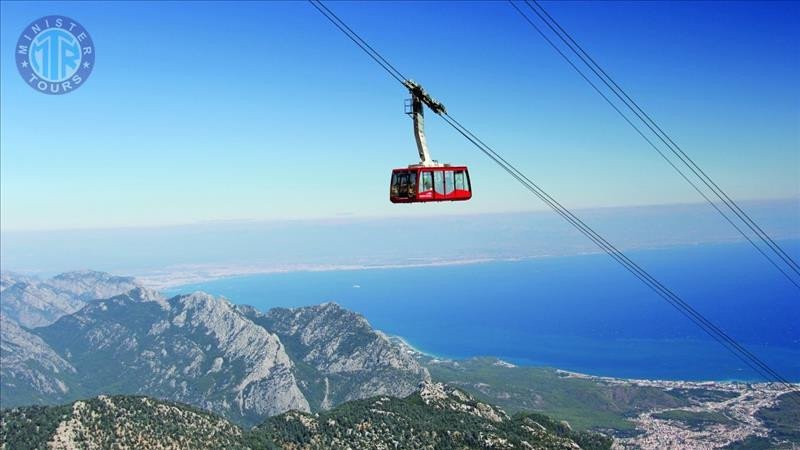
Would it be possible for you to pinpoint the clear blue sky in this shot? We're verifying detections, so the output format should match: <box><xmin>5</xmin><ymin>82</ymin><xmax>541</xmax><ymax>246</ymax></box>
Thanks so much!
<box><xmin>1</xmin><ymin>1</ymin><xmax>798</xmax><ymax>231</ymax></box>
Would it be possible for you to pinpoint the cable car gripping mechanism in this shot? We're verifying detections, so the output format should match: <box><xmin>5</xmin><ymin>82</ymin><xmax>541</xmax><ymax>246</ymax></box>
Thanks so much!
<box><xmin>403</xmin><ymin>80</ymin><xmax>446</xmax><ymax>115</ymax></box>
<box><xmin>403</xmin><ymin>80</ymin><xmax>446</xmax><ymax>167</ymax></box>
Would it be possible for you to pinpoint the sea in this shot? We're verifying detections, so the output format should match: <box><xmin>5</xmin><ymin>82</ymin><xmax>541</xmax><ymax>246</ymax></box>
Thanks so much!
<box><xmin>166</xmin><ymin>240</ymin><xmax>800</xmax><ymax>382</ymax></box>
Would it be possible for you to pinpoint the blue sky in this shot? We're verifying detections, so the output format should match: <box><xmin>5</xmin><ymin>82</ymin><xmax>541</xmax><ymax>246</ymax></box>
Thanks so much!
<box><xmin>1</xmin><ymin>1</ymin><xmax>798</xmax><ymax>231</ymax></box>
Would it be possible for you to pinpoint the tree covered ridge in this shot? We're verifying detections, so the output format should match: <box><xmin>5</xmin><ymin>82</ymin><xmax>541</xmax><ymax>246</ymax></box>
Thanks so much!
<box><xmin>1</xmin><ymin>383</ymin><xmax>612</xmax><ymax>450</ymax></box>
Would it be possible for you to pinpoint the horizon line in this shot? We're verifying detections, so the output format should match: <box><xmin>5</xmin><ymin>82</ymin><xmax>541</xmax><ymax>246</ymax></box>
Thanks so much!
<box><xmin>1</xmin><ymin>196</ymin><xmax>798</xmax><ymax>234</ymax></box>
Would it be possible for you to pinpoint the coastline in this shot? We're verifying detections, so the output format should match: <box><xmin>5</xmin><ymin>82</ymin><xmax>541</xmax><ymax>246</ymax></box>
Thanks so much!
<box><xmin>387</xmin><ymin>333</ymin><xmax>800</xmax><ymax>386</ymax></box>
<box><xmin>142</xmin><ymin>240</ymin><xmax>800</xmax><ymax>385</ymax></box>
<box><xmin>137</xmin><ymin>255</ymin><xmax>558</xmax><ymax>290</ymax></box>
<box><xmin>132</xmin><ymin>238</ymin><xmax>800</xmax><ymax>291</ymax></box>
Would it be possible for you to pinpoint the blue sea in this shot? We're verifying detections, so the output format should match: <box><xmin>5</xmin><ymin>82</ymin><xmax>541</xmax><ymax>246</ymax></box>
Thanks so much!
<box><xmin>167</xmin><ymin>240</ymin><xmax>800</xmax><ymax>382</ymax></box>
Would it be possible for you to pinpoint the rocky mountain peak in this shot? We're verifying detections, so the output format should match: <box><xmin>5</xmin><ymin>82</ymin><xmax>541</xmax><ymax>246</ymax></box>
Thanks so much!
<box><xmin>252</xmin><ymin>379</ymin><xmax>595</xmax><ymax>450</ymax></box>
<box><xmin>241</xmin><ymin>302</ymin><xmax>429</xmax><ymax>411</ymax></box>
<box><xmin>0</xmin><ymin>272</ymin><xmax>33</xmax><ymax>292</ymax></box>
<box><xmin>418</xmin><ymin>380</ymin><xmax>509</xmax><ymax>423</ymax></box>
<box><xmin>1</xmin><ymin>270</ymin><xmax>144</xmax><ymax>328</ymax></box>
<box><xmin>127</xmin><ymin>286</ymin><xmax>167</xmax><ymax>304</ymax></box>
<box><xmin>316</xmin><ymin>301</ymin><xmax>344</xmax><ymax>311</ymax></box>
<box><xmin>52</xmin><ymin>269</ymin><xmax>115</xmax><ymax>280</ymax></box>
<box><xmin>96</xmin><ymin>286</ymin><xmax>168</xmax><ymax>309</ymax></box>
<box><xmin>48</xmin><ymin>270</ymin><xmax>141</xmax><ymax>301</ymax></box>
<box><xmin>22</xmin><ymin>289</ymin><xmax>309</xmax><ymax>425</ymax></box>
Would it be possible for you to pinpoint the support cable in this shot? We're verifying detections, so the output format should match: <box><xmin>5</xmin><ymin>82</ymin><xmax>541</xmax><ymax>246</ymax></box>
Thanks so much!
<box><xmin>512</xmin><ymin>0</ymin><xmax>800</xmax><ymax>286</ymax></box>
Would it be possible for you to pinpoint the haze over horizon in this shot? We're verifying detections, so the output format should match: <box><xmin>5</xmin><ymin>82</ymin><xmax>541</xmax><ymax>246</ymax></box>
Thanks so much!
<box><xmin>2</xmin><ymin>199</ymin><xmax>797</xmax><ymax>279</ymax></box>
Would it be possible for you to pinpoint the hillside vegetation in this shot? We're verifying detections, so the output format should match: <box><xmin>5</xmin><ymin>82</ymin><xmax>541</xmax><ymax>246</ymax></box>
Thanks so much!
<box><xmin>1</xmin><ymin>383</ymin><xmax>613</xmax><ymax>450</ymax></box>
<box><xmin>424</xmin><ymin>356</ymin><xmax>688</xmax><ymax>432</ymax></box>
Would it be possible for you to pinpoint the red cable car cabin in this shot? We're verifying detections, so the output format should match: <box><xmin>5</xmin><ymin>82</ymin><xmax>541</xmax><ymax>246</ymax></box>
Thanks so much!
<box><xmin>390</xmin><ymin>166</ymin><xmax>471</xmax><ymax>203</ymax></box>
<box><xmin>390</xmin><ymin>81</ymin><xmax>473</xmax><ymax>204</ymax></box>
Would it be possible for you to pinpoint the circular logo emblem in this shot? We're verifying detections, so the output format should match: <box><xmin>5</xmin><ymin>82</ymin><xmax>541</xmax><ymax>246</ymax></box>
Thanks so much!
<box><xmin>15</xmin><ymin>15</ymin><xmax>95</xmax><ymax>95</ymax></box>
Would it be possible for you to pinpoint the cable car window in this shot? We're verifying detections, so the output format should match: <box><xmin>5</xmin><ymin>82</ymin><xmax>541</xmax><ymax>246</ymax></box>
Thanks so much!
<box><xmin>444</xmin><ymin>170</ymin><xmax>455</xmax><ymax>195</ymax></box>
<box><xmin>396</xmin><ymin>172</ymin><xmax>406</xmax><ymax>189</ymax></box>
<box><xmin>433</xmin><ymin>171</ymin><xmax>444</xmax><ymax>194</ymax></box>
<box><xmin>454</xmin><ymin>170</ymin><xmax>468</xmax><ymax>191</ymax></box>
<box><xmin>421</xmin><ymin>172</ymin><xmax>433</xmax><ymax>191</ymax></box>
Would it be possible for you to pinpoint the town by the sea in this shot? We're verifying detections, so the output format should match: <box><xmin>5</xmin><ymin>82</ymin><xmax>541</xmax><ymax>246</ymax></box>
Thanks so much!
<box><xmin>167</xmin><ymin>240</ymin><xmax>800</xmax><ymax>382</ymax></box>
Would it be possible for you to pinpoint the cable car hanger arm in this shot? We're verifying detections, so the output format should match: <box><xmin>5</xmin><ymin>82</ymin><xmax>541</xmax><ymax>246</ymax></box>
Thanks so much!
<box><xmin>404</xmin><ymin>80</ymin><xmax>447</xmax><ymax>167</ymax></box>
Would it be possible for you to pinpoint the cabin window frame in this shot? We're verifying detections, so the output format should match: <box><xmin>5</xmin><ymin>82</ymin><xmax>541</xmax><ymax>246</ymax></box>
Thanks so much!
<box><xmin>433</xmin><ymin>170</ymin><xmax>445</xmax><ymax>197</ymax></box>
<box><xmin>444</xmin><ymin>170</ymin><xmax>455</xmax><ymax>195</ymax></box>
<box><xmin>420</xmin><ymin>171</ymin><xmax>433</xmax><ymax>192</ymax></box>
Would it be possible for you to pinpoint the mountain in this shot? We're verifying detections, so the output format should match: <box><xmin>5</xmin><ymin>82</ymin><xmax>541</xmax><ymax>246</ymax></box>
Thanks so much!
<box><xmin>2</xmin><ymin>282</ymin><xmax>428</xmax><ymax>426</ymax></box>
<box><xmin>0</xmin><ymin>280</ymin><xmax>85</xmax><ymax>329</ymax></box>
<box><xmin>0</xmin><ymin>270</ymin><xmax>140</xmax><ymax>328</ymax></box>
<box><xmin>0</xmin><ymin>315</ymin><xmax>76</xmax><ymax>407</ymax></box>
<box><xmin>0</xmin><ymin>272</ymin><xmax>33</xmax><ymax>291</ymax></box>
<box><xmin>240</xmin><ymin>302</ymin><xmax>430</xmax><ymax>410</ymax></box>
<box><xmin>0</xmin><ymin>395</ymin><xmax>246</xmax><ymax>450</ymax></box>
<box><xmin>0</xmin><ymin>383</ymin><xmax>613</xmax><ymax>450</ymax></box>
<box><xmin>0</xmin><ymin>271</ymin><xmax>146</xmax><ymax>411</ymax></box>
<box><xmin>254</xmin><ymin>381</ymin><xmax>611</xmax><ymax>450</ymax></box>
<box><xmin>46</xmin><ymin>270</ymin><xmax>142</xmax><ymax>302</ymax></box>
<box><xmin>30</xmin><ymin>288</ymin><xmax>309</xmax><ymax>425</ymax></box>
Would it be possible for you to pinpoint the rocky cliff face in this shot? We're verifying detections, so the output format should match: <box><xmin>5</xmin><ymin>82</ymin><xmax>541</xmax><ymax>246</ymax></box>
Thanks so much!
<box><xmin>32</xmin><ymin>288</ymin><xmax>308</xmax><ymax>425</ymax></box>
<box><xmin>0</xmin><ymin>281</ymin><xmax>86</xmax><ymax>329</ymax></box>
<box><xmin>0</xmin><ymin>271</ymin><xmax>135</xmax><ymax>408</ymax></box>
<box><xmin>0</xmin><ymin>315</ymin><xmax>76</xmax><ymax>407</ymax></box>
<box><xmin>0</xmin><ymin>272</ymin><xmax>32</xmax><ymax>291</ymax></box>
<box><xmin>0</xmin><ymin>271</ymin><xmax>140</xmax><ymax>328</ymax></box>
<box><xmin>242</xmin><ymin>302</ymin><xmax>430</xmax><ymax>410</ymax></box>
